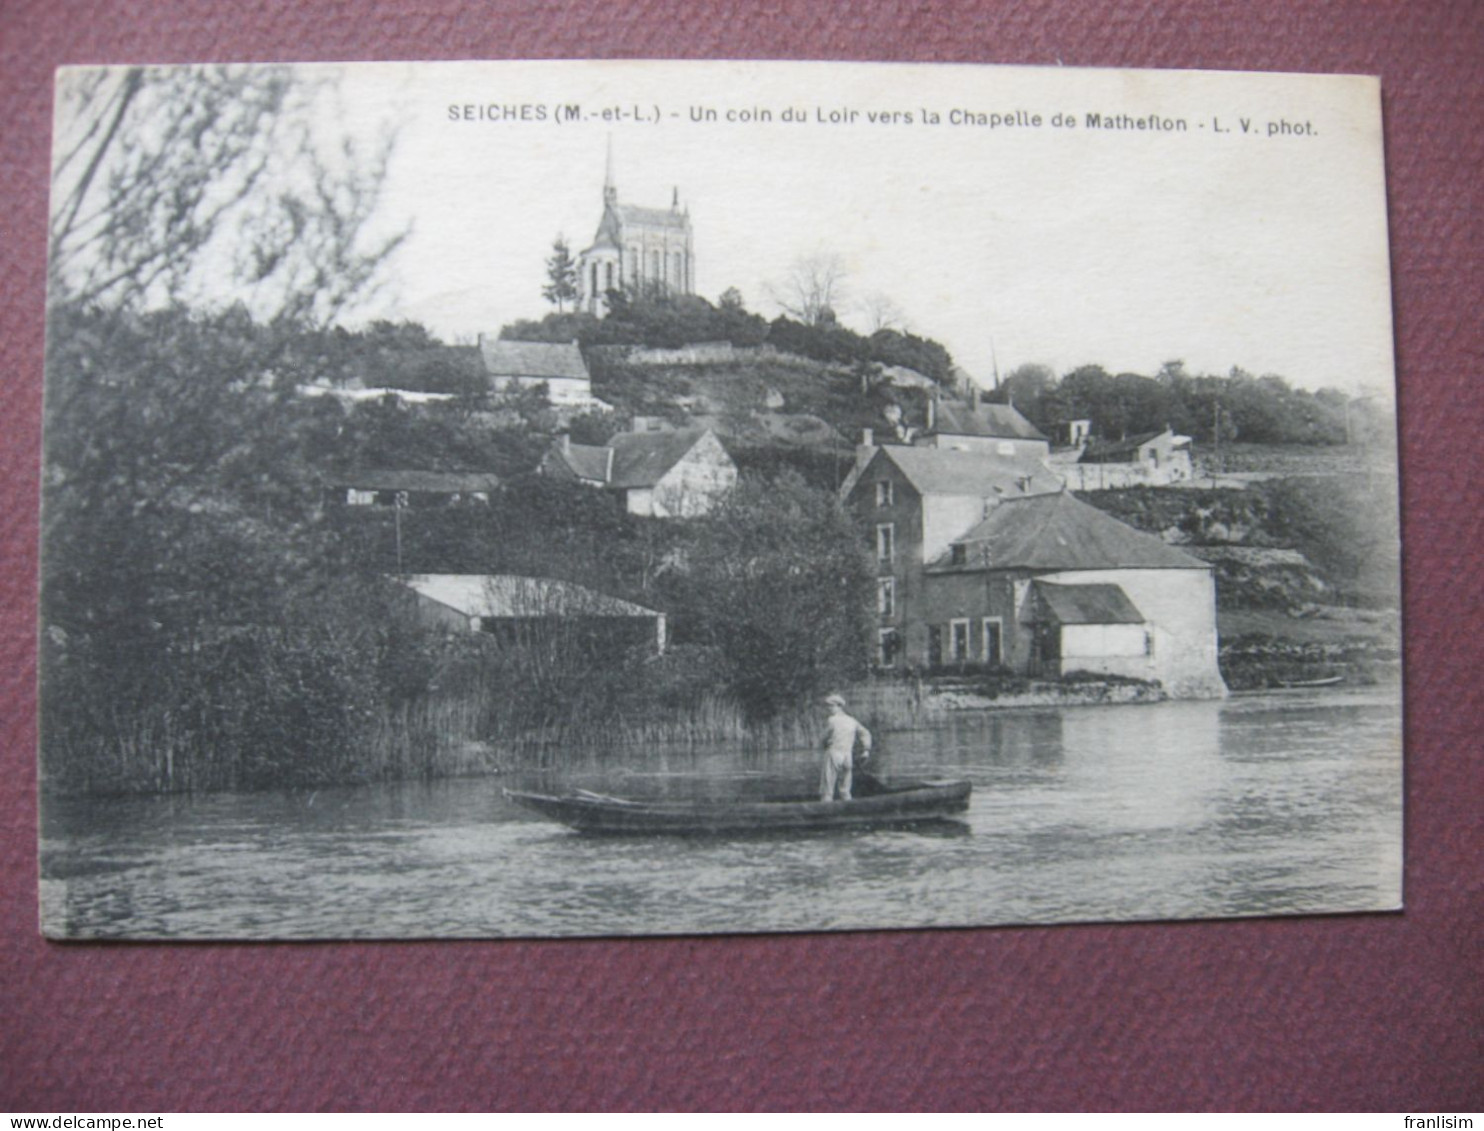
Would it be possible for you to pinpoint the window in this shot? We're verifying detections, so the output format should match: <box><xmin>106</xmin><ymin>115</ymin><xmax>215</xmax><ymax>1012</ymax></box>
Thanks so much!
<box><xmin>997</xmin><ymin>441</ymin><xmax>1015</xmax><ymax>456</ymax></box>
<box><xmin>877</xmin><ymin>577</ymin><xmax>895</xmax><ymax>617</ymax></box>
<box><xmin>950</xmin><ymin>619</ymin><xmax>971</xmax><ymax>662</ymax></box>
<box><xmin>605</xmin><ymin>262</ymin><xmax>614</xmax><ymax>290</ymax></box>
<box><xmin>875</xmin><ymin>524</ymin><xmax>894</xmax><ymax>565</ymax></box>
<box><xmin>950</xmin><ymin>544</ymin><xmax>967</xmax><ymax>566</ymax></box>
<box><xmin>982</xmin><ymin>618</ymin><xmax>1003</xmax><ymax>664</ymax></box>
<box><xmin>875</xmin><ymin>480</ymin><xmax>894</xmax><ymax>507</ymax></box>
<box><xmin>877</xmin><ymin>628</ymin><xmax>901</xmax><ymax>667</ymax></box>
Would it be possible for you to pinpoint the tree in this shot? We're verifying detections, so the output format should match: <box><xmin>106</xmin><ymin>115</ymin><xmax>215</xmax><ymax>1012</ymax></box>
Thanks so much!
<box><xmin>860</xmin><ymin>291</ymin><xmax>907</xmax><ymax>333</ymax></box>
<box><xmin>542</xmin><ymin>236</ymin><xmax>580</xmax><ymax>312</ymax></box>
<box><xmin>673</xmin><ymin>474</ymin><xmax>873</xmax><ymax>720</ymax></box>
<box><xmin>41</xmin><ymin>65</ymin><xmax>412</xmax><ymax>791</ymax></box>
<box><xmin>48</xmin><ymin>64</ymin><xmax>405</xmax><ymax>325</ymax></box>
<box><xmin>769</xmin><ymin>250</ymin><xmax>849</xmax><ymax>326</ymax></box>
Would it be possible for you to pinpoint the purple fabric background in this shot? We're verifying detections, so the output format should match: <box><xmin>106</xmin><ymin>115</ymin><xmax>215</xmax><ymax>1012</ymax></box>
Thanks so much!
<box><xmin>2</xmin><ymin>0</ymin><xmax>1480</xmax><ymax>1111</ymax></box>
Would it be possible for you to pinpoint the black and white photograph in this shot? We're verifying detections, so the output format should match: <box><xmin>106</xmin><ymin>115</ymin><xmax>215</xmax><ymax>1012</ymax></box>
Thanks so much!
<box><xmin>37</xmin><ymin>60</ymin><xmax>1402</xmax><ymax>940</ymax></box>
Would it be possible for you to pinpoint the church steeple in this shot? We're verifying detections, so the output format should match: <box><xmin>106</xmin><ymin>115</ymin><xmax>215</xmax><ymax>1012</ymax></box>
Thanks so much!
<box><xmin>603</xmin><ymin>136</ymin><xmax>617</xmax><ymax>207</ymax></box>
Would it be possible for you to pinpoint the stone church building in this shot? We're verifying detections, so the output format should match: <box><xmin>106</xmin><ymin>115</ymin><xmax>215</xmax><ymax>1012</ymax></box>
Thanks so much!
<box><xmin>576</xmin><ymin>151</ymin><xmax>695</xmax><ymax>315</ymax></box>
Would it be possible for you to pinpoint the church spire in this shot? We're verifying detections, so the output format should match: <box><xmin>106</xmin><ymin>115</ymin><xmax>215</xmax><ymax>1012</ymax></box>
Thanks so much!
<box><xmin>603</xmin><ymin>136</ymin><xmax>617</xmax><ymax>207</ymax></box>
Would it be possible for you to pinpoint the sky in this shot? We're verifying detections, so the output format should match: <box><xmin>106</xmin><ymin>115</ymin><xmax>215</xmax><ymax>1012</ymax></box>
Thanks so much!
<box><xmin>64</xmin><ymin>60</ymin><xmax>1400</xmax><ymax>398</ymax></box>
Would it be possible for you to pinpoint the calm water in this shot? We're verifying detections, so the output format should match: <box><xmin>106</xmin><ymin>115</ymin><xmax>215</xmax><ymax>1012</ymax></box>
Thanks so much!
<box><xmin>39</xmin><ymin>689</ymin><xmax>1403</xmax><ymax>939</ymax></box>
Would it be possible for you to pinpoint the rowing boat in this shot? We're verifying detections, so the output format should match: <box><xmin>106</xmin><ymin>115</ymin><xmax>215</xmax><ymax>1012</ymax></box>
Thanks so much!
<box><xmin>503</xmin><ymin>771</ymin><xmax>972</xmax><ymax>835</ymax></box>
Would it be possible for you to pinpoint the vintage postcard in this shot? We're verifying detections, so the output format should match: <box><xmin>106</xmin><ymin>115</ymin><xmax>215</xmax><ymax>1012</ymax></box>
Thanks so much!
<box><xmin>37</xmin><ymin>61</ymin><xmax>1401</xmax><ymax>939</ymax></box>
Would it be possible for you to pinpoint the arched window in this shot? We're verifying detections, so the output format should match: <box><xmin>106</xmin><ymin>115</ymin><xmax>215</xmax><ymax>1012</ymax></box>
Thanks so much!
<box><xmin>673</xmin><ymin>252</ymin><xmax>683</xmax><ymax>289</ymax></box>
<box><xmin>605</xmin><ymin>262</ymin><xmax>614</xmax><ymax>290</ymax></box>
<box><xmin>651</xmin><ymin>250</ymin><xmax>661</xmax><ymax>280</ymax></box>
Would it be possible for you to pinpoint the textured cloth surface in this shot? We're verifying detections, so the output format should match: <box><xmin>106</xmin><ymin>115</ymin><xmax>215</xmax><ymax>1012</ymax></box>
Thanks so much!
<box><xmin>3</xmin><ymin>1</ymin><xmax>1481</xmax><ymax>1112</ymax></box>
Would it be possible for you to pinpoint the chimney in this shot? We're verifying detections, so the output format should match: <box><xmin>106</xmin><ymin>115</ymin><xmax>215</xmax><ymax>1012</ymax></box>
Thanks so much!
<box><xmin>856</xmin><ymin>428</ymin><xmax>875</xmax><ymax>470</ymax></box>
<box><xmin>561</xmin><ymin>433</ymin><xmax>571</xmax><ymax>454</ymax></box>
<box><xmin>927</xmin><ymin>392</ymin><xmax>936</xmax><ymax>431</ymax></box>
<box><xmin>970</xmin><ymin>383</ymin><xmax>980</xmax><ymax>412</ymax></box>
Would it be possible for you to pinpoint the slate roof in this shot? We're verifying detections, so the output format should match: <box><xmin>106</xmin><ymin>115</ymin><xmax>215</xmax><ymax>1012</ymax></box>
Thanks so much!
<box><xmin>929</xmin><ymin>401</ymin><xmax>1048</xmax><ymax>442</ymax></box>
<box><xmin>607</xmin><ymin>429</ymin><xmax>711</xmax><ymax>489</ymax></box>
<box><xmin>545</xmin><ymin>442</ymin><xmax>612</xmax><ymax>483</ymax></box>
<box><xmin>1033</xmin><ymin>581</ymin><xmax>1145</xmax><ymax>625</ymax></box>
<box><xmin>930</xmin><ymin>491</ymin><xmax>1209</xmax><ymax>572</ymax></box>
<box><xmin>329</xmin><ymin>470</ymin><xmax>500</xmax><ymax>494</ymax></box>
<box><xmin>399</xmin><ymin>575</ymin><xmax>660</xmax><ymax>619</ymax></box>
<box><xmin>868</xmin><ymin>446</ymin><xmax>1065</xmax><ymax>499</ymax></box>
<box><xmin>616</xmin><ymin>203</ymin><xmax>690</xmax><ymax>230</ymax></box>
<box><xmin>1078</xmin><ymin>430</ymin><xmax>1172</xmax><ymax>464</ymax></box>
<box><xmin>479</xmin><ymin>338</ymin><xmax>590</xmax><ymax>382</ymax></box>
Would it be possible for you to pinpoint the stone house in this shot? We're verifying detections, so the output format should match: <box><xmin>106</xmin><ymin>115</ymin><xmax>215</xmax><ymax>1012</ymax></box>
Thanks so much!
<box><xmin>1053</xmin><ymin>427</ymin><xmax>1194</xmax><ymax>490</ymax></box>
<box><xmin>540</xmin><ymin>427</ymin><xmax>737</xmax><ymax>517</ymax></box>
<box><xmin>920</xmin><ymin>492</ymin><xmax>1225</xmax><ymax>697</ymax></box>
<box><xmin>477</xmin><ymin>338</ymin><xmax>605</xmax><ymax>408</ymax></box>
<box><xmin>915</xmin><ymin>391</ymin><xmax>1051</xmax><ymax>461</ymax></box>
<box><xmin>840</xmin><ymin>441</ymin><xmax>1064</xmax><ymax>668</ymax></box>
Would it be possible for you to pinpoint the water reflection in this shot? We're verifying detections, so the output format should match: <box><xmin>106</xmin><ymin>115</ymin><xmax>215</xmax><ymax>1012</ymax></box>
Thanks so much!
<box><xmin>40</xmin><ymin>688</ymin><xmax>1403</xmax><ymax>939</ymax></box>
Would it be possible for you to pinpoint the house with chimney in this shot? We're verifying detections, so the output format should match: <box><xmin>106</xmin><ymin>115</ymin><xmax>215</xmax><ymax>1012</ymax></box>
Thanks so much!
<box><xmin>920</xmin><ymin>491</ymin><xmax>1225</xmax><ymax>697</ymax></box>
<box><xmin>1051</xmin><ymin>427</ymin><xmax>1195</xmax><ymax>490</ymax></box>
<box><xmin>840</xmin><ymin>436</ymin><xmax>1064</xmax><ymax>668</ymax></box>
<box><xmin>914</xmin><ymin>390</ymin><xmax>1051</xmax><ymax>461</ymax></box>
<box><xmin>842</xmin><ymin>431</ymin><xmax>1224</xmax><ymax>696</ymax></box>
<box><xmin>540</xmin><ymin>427</ymin><xmax>737</xmax><ymax>517</ymax></box>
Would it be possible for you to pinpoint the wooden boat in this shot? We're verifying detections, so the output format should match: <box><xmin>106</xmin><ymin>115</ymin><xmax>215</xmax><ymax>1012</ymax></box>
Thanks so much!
<box><xmin>503</xmin><ymin>771</ymin><xmax>972</xmax><ymax>836</ymax></box>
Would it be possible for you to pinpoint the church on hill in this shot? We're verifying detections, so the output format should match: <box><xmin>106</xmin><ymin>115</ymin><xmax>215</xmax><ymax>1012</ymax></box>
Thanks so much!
<box><xmin>576</xmin><ymin>149</ymin><xmax>695</xmax><ymax>316</ymax></box>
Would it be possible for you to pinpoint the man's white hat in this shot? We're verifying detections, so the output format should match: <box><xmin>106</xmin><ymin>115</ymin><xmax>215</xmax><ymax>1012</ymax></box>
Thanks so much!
<box><xmin>823</xmin><ymin>693</ymin><xmax>846</xmax><ymax>708</ymax></box>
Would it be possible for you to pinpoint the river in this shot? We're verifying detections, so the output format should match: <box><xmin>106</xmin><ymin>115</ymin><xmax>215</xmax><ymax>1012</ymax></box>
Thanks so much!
<box><xmin>39</xmin><ymin>688</ymin><xmax>1402</xmax><ymax>939</ymax></box>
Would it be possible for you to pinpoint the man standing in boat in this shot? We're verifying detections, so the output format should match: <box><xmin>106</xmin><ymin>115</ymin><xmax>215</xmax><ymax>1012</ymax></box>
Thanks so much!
<box><xmin>820</xmin><ymin>693</ymin><xmax>872</xmax><ymax>802</ymax></box>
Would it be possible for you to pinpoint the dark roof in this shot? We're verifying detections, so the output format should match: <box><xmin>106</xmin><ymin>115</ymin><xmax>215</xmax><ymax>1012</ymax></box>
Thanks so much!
<box><xmin>546</xmin><ymin>442</ymin><xmax>612</xmax><ymax>483</ymax></box>
<box><xmin>615</xmin><ymin>203</ymin><xmax>689</xmax><ymax>231</ymax></box>
<box><xmin>479</xmin><ymin>338</ymin><xmax>590</xmax><ymax>382</ymax></box>
<box><xmin>1078</xmin><ymin>429</ymin><xmax>1173</xmax><ymax>464</ymax></box>
<box><xmin>607</xmin><ymin>429</ymin><xmax>712</xmax><ymax>489</ymax></box>
<box><xmin>871</xmin><ymin>446</ymin><xmax>1064</xmax><ymax>499</ymax></box>
<box><xmin>929</xmin><ymin>401</ymin><xmax>1048</xmax><ymax>442</ymax></box>
<box><xmin>1033</xmin><ymin>581</ymin><xmax>1145</xmax><ymax>625</ymax></box>
<box><xmin>931</xmin><ymin>491</ymin><xmax>1209</xmax><ymax>571</ymax></box>
<box><xmin>586</xmin><ymin>201</ymin><xmax>690</xmax><ymax>254</ymax></box>
<box><xmin>329</xmin><ymin>470</ymin><xmax>500</xmax><ymax>493</ymax></box>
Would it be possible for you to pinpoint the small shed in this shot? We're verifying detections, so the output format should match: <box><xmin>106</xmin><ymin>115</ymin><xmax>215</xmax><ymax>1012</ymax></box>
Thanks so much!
<box><xmin>394</xmin><ymin>574</ymin><xmax>667</xmax><ymax>655</ymax></box>
<box><xmin>327</xmin><ymin>470</ymin><xmax>500</xmax><ymax>507</ymax></box>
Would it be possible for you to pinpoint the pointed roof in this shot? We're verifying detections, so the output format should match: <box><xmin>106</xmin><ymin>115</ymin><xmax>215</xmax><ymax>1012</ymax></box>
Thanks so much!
<box><xmin>607</xmin><ymin>428</ymin><xmax>713</xmax><ymax>489</ymax></box>
<box><xmin>479</xmin><ymin>338</ymin><xmax>590</xmax><ymax>382</ymax></box>
<box><xmin>929</xmin><ymin>400</ymin><xmax>1048</xmax><ymax>442</ymax></box>
<box><xmin>930</xmin><ymin>491</ymin><xmax>1209</xmax><ymax>571</ymax></box>
<box><xmin>543</xmin><ymin>441</ymin><xmax>611</xmax><ymax>484</ymax></box>
<box><xmin>1078</xmin><ymin>429</ymin><xmax>1181</xmax><ymax>464</ymax></box>
<box><xmin>1033</xmin><ymin>580</ymin><xmax>1145</xmax><ymax>625</ymax></box>
<box><xmin>866</xmin><ymin>445</ymin><xmax>1064</xmax><ymax>499</ymax></box>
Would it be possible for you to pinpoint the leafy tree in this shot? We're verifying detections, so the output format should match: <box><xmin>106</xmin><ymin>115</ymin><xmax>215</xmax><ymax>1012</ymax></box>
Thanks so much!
<box><xmin>542</xmin><ymin>235</ymin><xmax>580</xmax><ymax>313</ymax></box>
<box><xmin>671</xmin><ymin>474</ymin><xmax>872</xmax><ymax>720</ymax></box>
